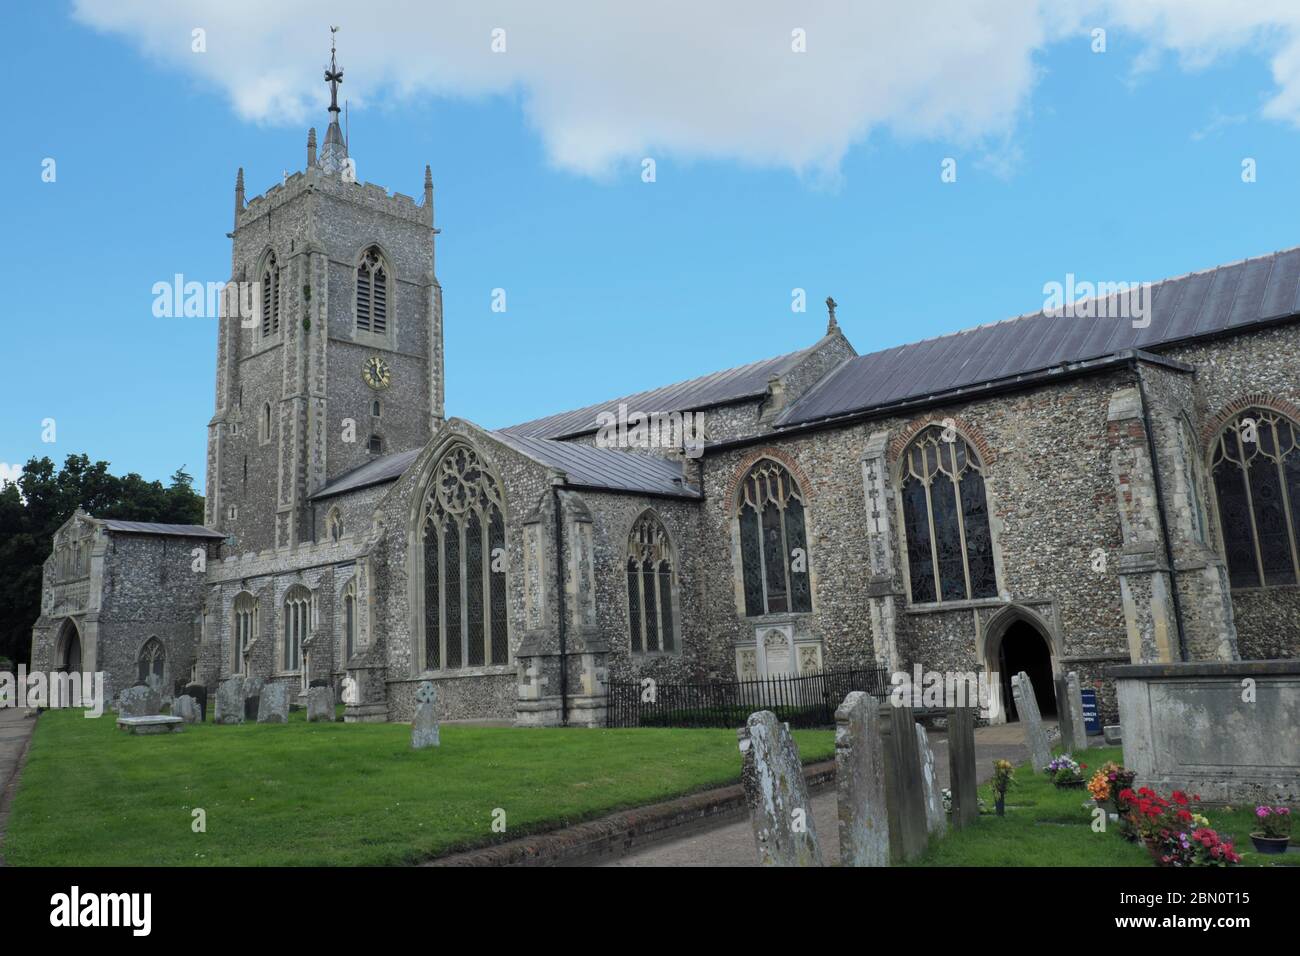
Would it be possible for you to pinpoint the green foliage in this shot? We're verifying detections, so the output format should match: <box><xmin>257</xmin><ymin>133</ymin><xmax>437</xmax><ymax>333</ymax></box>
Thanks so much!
<box><xmin>0</xmin><ymin>455</ymin><xmax>205</xmax><ymax>667</ymax></box>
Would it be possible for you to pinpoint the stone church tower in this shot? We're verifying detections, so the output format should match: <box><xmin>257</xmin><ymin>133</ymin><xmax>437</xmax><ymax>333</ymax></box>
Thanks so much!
<box><xmin>205</xmin><ymin>36</ymin><xmax>444</xmax><ymax>553</ymax></box>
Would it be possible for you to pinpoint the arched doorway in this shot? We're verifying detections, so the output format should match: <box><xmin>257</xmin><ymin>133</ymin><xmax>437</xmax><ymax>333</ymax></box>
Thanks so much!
<box><xmin>998</xmin><ymin>621</ymin><xmax>1056</xmax><ymax>721</ymax></box>
<box><xmin>56</xmin><ymin>619</ymin><xmax>82</xmax><ymax>674</ymax></box>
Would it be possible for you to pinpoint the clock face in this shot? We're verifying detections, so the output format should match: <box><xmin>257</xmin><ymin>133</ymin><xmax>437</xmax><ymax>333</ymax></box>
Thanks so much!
<box><xmin>362</xmin><ymin>355</ymin><xmax>391</xmax><ymax>390</ymax></box>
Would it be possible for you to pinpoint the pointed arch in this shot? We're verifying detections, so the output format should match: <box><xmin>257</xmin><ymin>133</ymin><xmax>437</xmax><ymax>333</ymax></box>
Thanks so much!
<box><xmin>257</xmin><ymin>248</ymin><xmax>281</xmax><ymax>338</ymax></box>
<box><xmin>137</xmin><ymin>636</ymin><xmax>166</xmax><ymax>685</ymax></box>
<box><xmin>626</xmin><ymin>510</ymin><xmax>680</xmax><ymax>654</ymax></box>
<box><xmin>355</xmin><ymin>245</ymin><xmax>392</xmax><ymax>336</ymax></box>
<box><xmin>233</xmin><ymin>591</ymin><xmax>258</xmax><ymax>673</ymax></box>
<box><xmin>733</xmin><ymin>458</ymin><xmax>812</xmax><ymax>616</ymax></box>
<box><xmin>282</xmin><ymin>584</ymin><xmax>312</xmax><ymax>672</ymax></box>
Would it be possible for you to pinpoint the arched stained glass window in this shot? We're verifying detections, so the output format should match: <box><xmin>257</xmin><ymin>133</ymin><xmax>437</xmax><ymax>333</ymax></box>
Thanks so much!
<box><xmin>137</xmin><ymin>637</ymin><xmax>165</xmax><ymax>684</ymax></box>
<box><xmin>283</xmin><ymin>585</ymin><xmax>311</xmax><ymax>671</ymax></box>
<box><xmin>356</xmin><ymin>246</ymin><xmax>389</xmax><ymax>334</ymax></box>
<box><xmin>736</xmin><ymin>460</ymin><xmax>812</xmax><ymax>616</ymax></box>
<box><xmin>233</xmin><ymin>592</ymin><xmax>257</xmax><ymax>673</ymax></box>
<box><xmin>420</xmin><ymin>444</ymin><xmax>508</xmax><ymax>670</ymax></box>
<box><xmin>1210</xmin><ymin>408</ymin><xmax>1300</xmax><ymax>589</ymax></box>
<box><xmin>899</xmin><ymin>425</ymin><xmax>997</xmax><ymax>603</ymax></box>
<box><xmin>627</xmin><ymin>512</ymin><xmax>678</xmax><ymax>653</ymax></box>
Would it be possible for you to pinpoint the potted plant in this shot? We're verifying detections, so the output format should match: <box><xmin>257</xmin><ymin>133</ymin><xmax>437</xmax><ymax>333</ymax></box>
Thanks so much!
<box><xmin>1250</xmin><ymin>806</ymin><xmax>1293</xmax><ymax>855</ymax></box>
<box><xmin>1087</xmin><ymin>769</ymin><xmax>1110</xmax><ymax>808</ymax></box>
<box><xmin>992</xmin><ymin>758</ymin><xmax>1015</xmax><ymax>816</ymax></box>
<box><xmin>1045</xmin><ymin>754</ymin><xmax>1086</xmax><ymax>788</ymax></box>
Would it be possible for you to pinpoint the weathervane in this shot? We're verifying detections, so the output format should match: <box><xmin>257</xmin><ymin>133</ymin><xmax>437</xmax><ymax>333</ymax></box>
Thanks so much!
<box><xmin>325</xmin><ymin>26</ymin><xmax>343</xmax><ymax>118</ymax></box>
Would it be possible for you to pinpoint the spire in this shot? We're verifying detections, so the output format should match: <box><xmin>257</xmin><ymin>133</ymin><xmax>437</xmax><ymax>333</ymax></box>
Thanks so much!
<box><xmin>318</xmin><ymin>26</ymin><xmax>349</xmax><ymax>175</ymax></box>
<box><xmin>234</xmin><ymin>167</ymin><xmax>245</xmax><ymax>225</ymax></box>
<box><xmin>826</xmin><ymin>296</ymin><xmax>839</xmax><ymax>334</ymax></box>
<box><xmin>424</xmin><ymin>164</ymin><xmax>433</xmax><ymax>207</ymax></box>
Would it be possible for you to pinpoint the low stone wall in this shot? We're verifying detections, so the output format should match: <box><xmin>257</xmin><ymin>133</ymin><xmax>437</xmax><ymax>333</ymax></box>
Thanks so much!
<box><xmin>1111</xmin><ymin>660</ymin><xmax>1300</xmax><ymax>804</ymax></box>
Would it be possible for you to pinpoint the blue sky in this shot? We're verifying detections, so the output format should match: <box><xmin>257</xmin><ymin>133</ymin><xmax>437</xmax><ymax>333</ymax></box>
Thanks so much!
<box><xmin>7</xmin><ymin>2</ymin><xmax>1300</xmax><ymax>488</ymax></box>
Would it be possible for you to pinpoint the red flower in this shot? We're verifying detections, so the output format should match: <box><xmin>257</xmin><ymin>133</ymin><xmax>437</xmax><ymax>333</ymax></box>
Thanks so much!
<box><xmin>1177</xmin><ymin>809</ymin><xmax>1193</xmax><ymax>823</ymax></box>
<box><xmin>1171</xmin><ymin>790</ymin><xmax>1189</xmax><ymax>806</ymax></box>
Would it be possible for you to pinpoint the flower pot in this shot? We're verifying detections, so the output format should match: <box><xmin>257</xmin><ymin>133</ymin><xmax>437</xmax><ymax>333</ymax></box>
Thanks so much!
<box><xmin>1250</xmin><ymin>833</ymin><xmax>1292</xmax><ymax>855</ymax></box>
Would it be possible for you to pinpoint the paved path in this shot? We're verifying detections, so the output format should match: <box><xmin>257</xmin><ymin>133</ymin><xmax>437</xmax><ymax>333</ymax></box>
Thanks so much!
<box><xmin>0</xmin><ymin>708</ymin><xmax>37</xmax><ymax>865</ymax></box>
<box><xmin>601</xmin><ymin>722</ymin><xmax>1037</xmax><ymax>867</ymax></box>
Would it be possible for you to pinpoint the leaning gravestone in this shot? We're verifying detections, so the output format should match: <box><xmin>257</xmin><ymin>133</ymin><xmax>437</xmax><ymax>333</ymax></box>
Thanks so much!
<box><xmin>214</xmin><ymin>676</ymin><xmax>244</xmax><ymax>724</ymax></box>
<box><xmin>118</xmin><ymin>684</ymin><xmax>160</xmax><ymax>718</ymax></box>
<box><xmin>1055</xmin><ymin>675</ymin><xmax>1077</xmax><ymax>755</ymax></box>
<box><xmin>243</xmin><ymin>677</ymin><xmax>265</xmax><ymax>722</ymax></box>
<box><xmin>738</xmin><ymin>710</ymin><xmax>823</xmax><ymax>866</ymax></box>
<box><xmin>307</xmin><ymin>685</ymin><xmax>335</xmax><ymax>723</ymax></box>
<box><xmin>172</xmin><ymin>695</ymin><xmax>201</xmax><ymax>723</ymax></box>
<box><xmin>879</xmin><ymin>703</ymin><xmax>929</xmax><ymax>863</ymax></box>
<box><xmin>1066</xmin><ymin>672</ymin><xmax>1088</xmax><ymax>753</ymax></box>
<box><xmin>946</xmin><ymin>707</ymin><xmax>980</xmax><ymax>829</ymax></box>
<box><xmin>257</xmin><ymin>682</ymin><xmax>289</xmax><ymax>724</ymax></box>
<box><xmin>834</xmin><ymin>691</ymin><xmax>889</xmax><ymax>867</ymax></box>
<box><xmin>1012</xmin><ymin>672</ymin><xmax>1051</xmax><ymax>772</ymax></box>
<box><xmin>182</xmin><ymin>683</ymin><xmax>208</xmax><ymax>722</ymax></box>
<box><xmin>411</xmin><ymin>681</ymin><xmax>440</xmax><ymax>748</ymax></box>
<box><xmin>915</xmin><ymin>723</ymin><xmax>946</xmax><ymax>836</ymax></box>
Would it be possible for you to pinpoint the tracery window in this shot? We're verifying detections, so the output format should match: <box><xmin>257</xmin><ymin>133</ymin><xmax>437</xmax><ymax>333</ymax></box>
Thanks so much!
<box><xmin>1210</xmin><ymin>407</ymin><xmax>1300</xmax><ymax>588</ymax></box>
<box><xmin>233</xmin><ymin>592</ymin><xmax>257</xmax><ymax>673</ymax></box>
<box><xmin>355</xmin><ymin>246</ymin><xmax>389</xmax><ymax>335</ymax></box>
<box><xmin>282</xmin><ymin>585</ymin><xmax>312</xmax><ymax>671</ymax></box>
<box><xmin>342</xmin><ymin>578</ymin><xmax>358</xmax><ymax>662</ymax></box>
<box><xmin>137</xmin><ymin>637</ymin><xmax>165</xmax><ymax>684</ymax></box>
<box><xmin>419</xmin><ymin>444</ymin><xmax>508</xmax><ymax>670</ymax></box>
<box><xmin>736</xmin><ymin>459</ymin><xmax>812</xmax><ymax>616</ymax></box>
<box><xmin>627</xmin><ymin>512</ymin><xmax>677</xmax><ymax>653</ymax></box>
<box><xmin>899</xmin><ymin>425</ymin><xmax>997</xmax><ymax>603</ymax></box>
<box><xmin>260</xmin><ymin>251</ymin><xmax>281</xmax><ymax>337</ymax></box>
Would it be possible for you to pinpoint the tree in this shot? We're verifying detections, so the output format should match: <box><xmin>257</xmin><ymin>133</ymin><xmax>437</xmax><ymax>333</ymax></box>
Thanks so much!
<box><xmin>0</xmin><ymin>455</ymin><xmax>206</xmax><ymax>667</ymax></box>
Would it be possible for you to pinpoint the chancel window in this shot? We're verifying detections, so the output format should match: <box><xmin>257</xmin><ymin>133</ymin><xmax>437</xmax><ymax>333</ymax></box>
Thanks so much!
<box><xmin>419</xmin><ymin>444</ymin><xmax>508</xmax><ymax>670</ymax></box>
<box><xmin>260</xmin><ymin>251</ymin><xmax>281</xmax><ymax>337</ymax></box>
<box><xmin>736</xmin><ymin>459</ymin><xmax>812</xmax><ymax>616</ymax></box>
<box><xmin>355</xmin><ymin>247</ymin><xmax>389</xmax><ymax>335</ymax></box>
<box><xmin>899</xmin><ymin>425</ymin><xmax>997</xmax><ymax>603</ymax></box>
<box><xmin>1210</xmin><ymin>408</ymin><xmax>1300</xmax><ymax>588</ymax></box>
<box><xmin>282</xmin><ymin>585</ymin><xmax>312</xmax><ymax>671</ymax></box>
<box><xmin>627</xmin><ymin>512</ymin><xmax>677</xmax><ymax>653</ymax></box>
<box><xmin>137</xmin><ymin>637</ymin><xmax>165</xmax><ymax>684</ymax></box>
<box><xmin>233</xmin><ymin>592</ymin><xmax>257</xmax><ymax>673</ymax></box>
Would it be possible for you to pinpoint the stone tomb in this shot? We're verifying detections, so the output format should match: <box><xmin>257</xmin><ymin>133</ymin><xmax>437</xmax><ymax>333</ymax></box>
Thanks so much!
<box><xmin>117</xmin><ymin>684</ymin><xmax>161</xmax><ymax>718</ymax></box>
<box><xmin>1012</xmin><ymin>672</ymin><xmax>1051</xmax><ymax>772</ymax></box>
<box><xmin>117</xmin><ymin>715</ymin><xmax>184</xmax><ymax>735</ymax></box>
<box><xmin>834</xmin><ymin>691</ymin><xmax>889</xmax><ymax>867</ymax></box>
<box><xmin>738</xmin><ymin>710</ymin><xmax>823</xmax><ymax>866</ymax></box>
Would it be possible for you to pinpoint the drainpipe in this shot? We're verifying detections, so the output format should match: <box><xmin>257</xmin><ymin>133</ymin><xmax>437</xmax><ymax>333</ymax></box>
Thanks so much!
<box><xmin>551</xmin><ymin>477</ymin><xmax>569</xmax><ymax>726</ymax></box>
<box><xmin>1133</xmin><ymin>358</ymin><xmax>1189</xmax><ymax>662</ymax></box>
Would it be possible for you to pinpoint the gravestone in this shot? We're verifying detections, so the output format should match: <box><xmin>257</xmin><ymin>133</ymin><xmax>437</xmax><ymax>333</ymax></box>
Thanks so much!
<box><xmin>946</xmin><ymin>707</ymin><xmax>980</xmax><ymax>829</ymax></box>
<box><xmin>915</xmin><ymin>723</ymin><xmax>946</xmax><ymax>836</ymax></box>
<box><xmin>1055</xmin><ymin>676</ymin><xmax>1077</xmax><ymax>755</ymax></box>
<box><xmin>738</xmin><ymin>710</ymin><xmax>822</xmax><ymax>866</ymax></box>
<box><xmin>117</xmin><ymin>684</ymin><xmax>160</xmax><ymax>718</ymax></box>
<box><xmin>243</xmin><ymin>677</ymin><xmax>265</xmax><ymax>722</ymax></box>
<box><xmin>257</xmin><ymin>682</ymin><xmax>289</xmax><ymax>724</ymax></box>
<box><xmin>879</xmin><ymin>703</ymin><xmax>928</xmax><ymax>863</ymax></box>
<box><xmin>1066</xmin><ymin>672</ymin><xmax>1088</xmax><ymax>753</ymax></box>
<box><xmin>307</xmin><ymin>685</ymin><xmax>335</xmax><ymax>722</ymax></box>
<box><xmin>172</xmin><ymin>695</ymin><xmax>201</xmax><ymax>723</ymax></box>
<box><xmin>244</xmin><ymin>695</ymin><xmax>260</xmax><ymax>721</ymax></box>
<box><xmin>411</xmin><ymin>681</ymin><xmax>440</xmax><ymax>748</ymax></box>
<box><xmin>834</xmin><ymin>691</ymin><xmax>889</xmax><ymax>867</ymax></box>
<box><xmin>214</xmin><ymin>677</ymin><xmax>244</xmax><ymax>724</ymax></box>
<box><xmin>1012</xmin><ymin>672</ymin><xmax>1051</xmax><ymax>772</ymax></box>
<box><xmin>182</xmin><ymin>683</ymin><xmax>208</xmax><ymax>722</ymax></box>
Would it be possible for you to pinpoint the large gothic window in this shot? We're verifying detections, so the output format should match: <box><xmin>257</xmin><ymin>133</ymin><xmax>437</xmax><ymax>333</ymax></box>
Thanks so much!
<box><xmin>1210</xmin><ymin>407</ymin><xmax>1300</xmax><ymax>588</ymax></box>
<box><xmin>736</xmin><ymin>459</ymin><xmax>812</xmax><ymax>616</ymax></box>
<box><xmin>282</xmin><ymin>585</ymin><xmax>312</xmax><ymax>671</ymax></box>
<box><xmin>260</xmin><ymin>251</ymin><xmax>281</xmax><ymax>337</ymax></box>
<box><xmin>627</xmin><ymin>512</ymin><xmax>678</xmax><ymax>653</ymax></box>
<box><xmin>233</xmin><ymin>592</ymin><xmax>257</xmax><ymax>673</ymax></box>
<box><xmin>342</xmin><ymin>578</ymin><xmax>358</xmax><ymax>663</ymax></box>
<box><xmin>137</xmin><ymin>637</ymin><xmax>165</xmax><ymax>685</ymax></box>
<box><xmin>899</xmin><ymin>425</ymin><xmax>997</xmax><ymax>603</ymax></box>
<box><xmin>355</xmin><ymin>247</ymin><xmax>389</xmax><ymax>335</ymax></box>
<box><xmin>420</xmin><ymin>444</ymin><xmax>508</xmax><ymax>670</ymax></box>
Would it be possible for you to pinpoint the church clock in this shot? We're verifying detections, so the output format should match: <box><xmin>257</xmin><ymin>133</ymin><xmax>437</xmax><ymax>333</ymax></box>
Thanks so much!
<box><xmin>362</xmin><ymin>355</ymin><xmax>391</xmax><ymax>390</ymax></box>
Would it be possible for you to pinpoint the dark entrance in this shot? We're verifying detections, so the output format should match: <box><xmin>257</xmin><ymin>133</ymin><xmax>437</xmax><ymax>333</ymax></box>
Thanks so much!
<box><xmin>998</xmin><ymin>620</ymin><xmax>1055</xmax><ymax>721</ymax></box>
<box><xmin>57</xmin><ymin>621</ymin><xmax>82</xmax><ymax>674</ymax></box>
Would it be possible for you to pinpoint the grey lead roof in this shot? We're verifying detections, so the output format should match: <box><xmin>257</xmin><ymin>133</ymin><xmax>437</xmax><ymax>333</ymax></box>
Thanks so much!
<box><xmin>501</xmin><ymin>346</ymin><xmax>810</xmax><ymax>439</ymax></box>
<box><xmin>779</xmin><ymin>245</ymin><xmax>1300</xmax><ymax>426</ymax></box>
<box><xmin>99</xmin><ymin>519</ymin><xmax>226</xmax><ymax>539</ymax></box>
<box><xmin>492</xmin><ymin>433</ymin><xmax>700</xmax><ymax>498</ymax></box>
<box><xmin>310</xmin><ymin>447</ymin><xmax>422</xmax><ymax>501</ymax></box>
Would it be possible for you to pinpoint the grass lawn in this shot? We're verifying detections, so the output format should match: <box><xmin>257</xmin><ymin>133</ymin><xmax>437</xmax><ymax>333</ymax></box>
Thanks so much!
<box><xmin>910</xmin><ymin>746</ymin><xmax>1298</xmax><ymax>867</ymax></box>
<box><xmin>3</xmin><ymin>709</ymin><xmax>834</xmax><ymax>866</ymax></box>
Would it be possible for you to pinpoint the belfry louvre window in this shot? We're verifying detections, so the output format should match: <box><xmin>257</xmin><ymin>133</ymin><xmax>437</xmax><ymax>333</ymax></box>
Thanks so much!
<box><xmin>737</xmin><ymin>460</ymin><xmax>812</xmax><ymax>616</ymax></box>
<box><xmin>900</xmin><ymin>426</ymin><xmax>997</xmax><ymax>603</ymax></box>
<box><xmin>260</xmin><ymin>252</ymin><xmax>281</xmax><ymax>337</ymax></box>
<box><xmin>627</xmin><ymin>512</ymin><xmax>677</xmax><ymax>653</ymax></box>
<box><xmin>356</xmin><ymin>247</ymin><xmax>388</xmax><ymax>334</ymax></box>
<box><xmin>1210</xmin><ymin>408</ymin><xmax>1300</xmax><ymax>588</ymax></box>
<box><xmin>420</xmin><ymin>444</ymin><xmax>508</xmax><ymax>670</ymax></box>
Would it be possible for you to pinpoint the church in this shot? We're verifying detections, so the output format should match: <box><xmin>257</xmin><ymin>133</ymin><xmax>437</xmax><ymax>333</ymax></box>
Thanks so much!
<box><xmin>29</xmin><ymin>50</ymin><xmax>1300</xmax><ymax>727</ymax></box>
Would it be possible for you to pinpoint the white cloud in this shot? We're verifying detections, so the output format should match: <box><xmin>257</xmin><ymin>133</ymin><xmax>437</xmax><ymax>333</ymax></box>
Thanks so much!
<box><xmin>69</xmin><ymin>1</ymin><xmax>1300</xmax><ymax>177</ymax></box>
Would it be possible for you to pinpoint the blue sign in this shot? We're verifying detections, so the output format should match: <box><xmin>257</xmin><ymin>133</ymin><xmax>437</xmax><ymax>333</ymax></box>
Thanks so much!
<box><xmin>1081</xmin><ymin>689</ymin><xmax>1102</xmax><ymax>735</ymax></box>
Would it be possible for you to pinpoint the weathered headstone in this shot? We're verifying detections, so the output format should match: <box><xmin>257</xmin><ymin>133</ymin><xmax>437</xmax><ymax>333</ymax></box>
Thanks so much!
<box><xmin>1012</xmin><ymin>672</ymin><xmax>1051</xmax><ymax>772</ymax></box>
<box><xmin>834</xmin><ymin>691</ymin><xmax>889</xmax><ymax>867</ymax></box>
<box><xmin>307</xmin><ymin>685</ymin><xmax>335</xmax><ymax>722</ymax></box>
<box><xmin>1103</xmin><ymin>724</ymin><xmax>1122</xmax><ymax>746</ymax></box>
<box><xmin>1066</xmin><ymin>671</ymin><xmax>1088</xmax><ymax>753</ymax></box>
<box><xmin>1055</xmin><ymin>676</ymin><xmax>1077</xmax><ymax>755</ymax></box>
<box><xmin>214</xmin><ymin>676</ymin><xmax>244</xmax><ymax>724</ymax></box>
<box><xmin>172</xmin><ymin>695</ymin><xmax>201</xmax><ymax>723</ymax></box>
<box><xmin>117</xmin><ymin>684</ymin><xmax>160</xmax><ymax>718</ymax></box>
<box><xmin>411</xmin><ymin>681</ymin><xmax>440</xmax><ymax>748</ymax></box>
<box><xmin>915</xmin><ymin>723</ymin><xmax>945</xmax><ymax>836</ymax></box>
<box><xmin>946</xmin><ymin>707</ymin><xmax>980</xmax><ymax>829</ymax></box>
<box><xmin>182</xmin><ymin>682</ymin><xmax>208</xmax><ymax>722</ymax></box>
<box><xmin>879</xmin><ymin>703</ymin><xmax>928</xmax><ymax>863</ymax></box>
<box><xmin>244</xmin><ymin>695</ymin><xmax>260</xmax><ymax>721</ymax></box>
<box><xmin>243</xmin><ymin>676</ymin><xmax>265</xmax><ymax>722</ymax></box>
<box><xmin>257</xmin><ymin>682</ymin><xmax>289</xmax><ymax>724</ymax></box>
<box><xmin>738</xmin><ymin>710</ymin><xmax>822</xmax><ymax>866</ymax></box>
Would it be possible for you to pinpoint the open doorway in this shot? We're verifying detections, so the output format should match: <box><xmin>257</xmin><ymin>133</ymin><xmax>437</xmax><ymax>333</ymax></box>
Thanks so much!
<box><xmin>56</xmin><ymin>619</ymin><xmax>82</xmax><ymax>674</ymax></box>
<box><xmin>998</xmin><ymin>619</ymin><xmax>1056</xmax><ymax>721</ymax></box>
